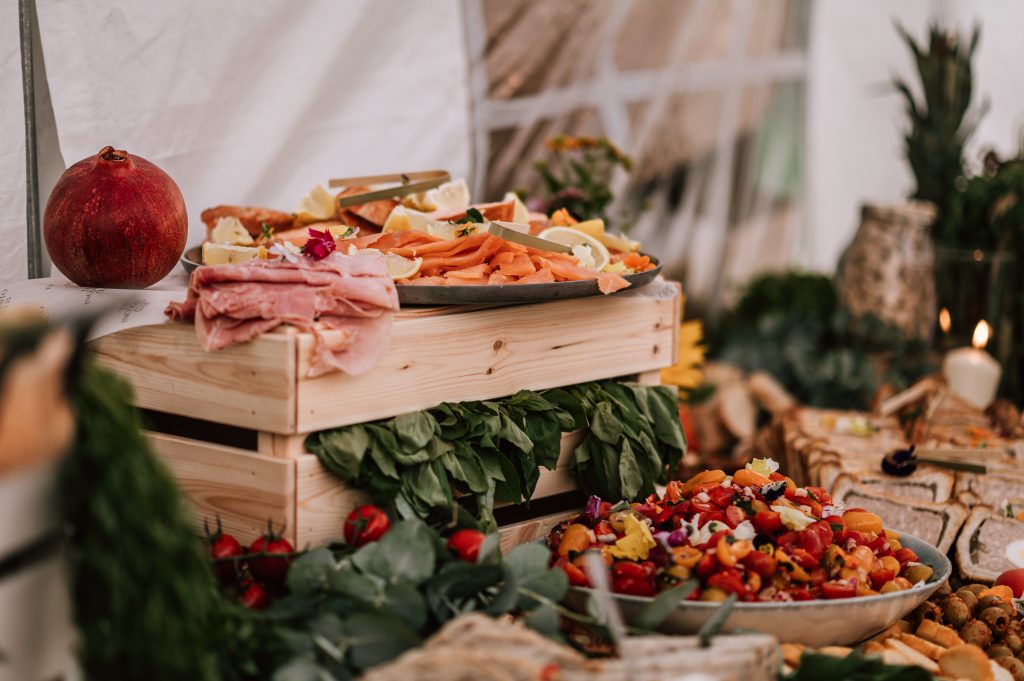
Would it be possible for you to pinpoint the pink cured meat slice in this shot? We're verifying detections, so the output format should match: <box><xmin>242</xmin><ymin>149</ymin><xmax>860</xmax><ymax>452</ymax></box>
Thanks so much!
<box><xmin>166</xmin><ymin>251</ymin><xmax>399</xmax><ymax>377</ymax></box>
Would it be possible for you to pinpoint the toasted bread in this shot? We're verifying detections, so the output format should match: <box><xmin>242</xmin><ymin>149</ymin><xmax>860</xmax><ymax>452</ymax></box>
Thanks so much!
<box><xmin>830</xmin><ymin>483</ymin><xmax>967</xmax><ymax>553</ymax></box>
<box><xmin>917</xmin><ymin>620</ymin><xmax>966</xmax><ymax>649</ymax></box>
<box><xmin>938</xmin><ymin>644</ymin><xmax>994</xmax><ymax>681</ymax></box>
<box><xmin>896</xmin><ymin>633</ymin><xmax>946</xmax><ymax>660</ymax></box>
<box><xmin>956</xmin><ymin>506</ymin><xmax>1024</xmax><ymax>583</ymax></box>
<box><xmin>884</xmin><ymin>639</ymin><xmax>939</xmax><ymax>672</ymax></box>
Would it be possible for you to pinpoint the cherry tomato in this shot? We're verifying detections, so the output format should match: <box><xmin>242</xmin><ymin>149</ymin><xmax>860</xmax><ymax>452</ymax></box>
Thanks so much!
<box><xmin>447</xmin><ymin>528</ymin><xmax>487</xmax><ymax>563</ymax></box>
<box><xmin>869</xmin><ymin>568</ymin><xmax>896</xmax><ymax>591</ymax></box>
<box><xmin>805</xmin><ymin>487</ymin><xmax>833</xmax><ymax>506</ymax></box>
<box><xmin>775</xmin><ymin>531</ymin><xmax>797</xmax><ymax>550</ymax></box>
<box><xmin>698</xmin><ymin>529</ymin><xmax>729</xmax><ymax>551</ymax></box>
<box><xmin>753</xmin><ymin>510</ymin><xmax>783</xmax><ymax>534</ymax></box>
<box><xmin>696</xmin><ymin>553</ymin><xmax>719</xmax><ymax>578</ymax></box>
<box><xmin>599</xmin><ymin>501</ymin><xmax>613</xmax><ymax>517</ymax></box>
<box><xmin>708</xmin><ymin>486</ymin><xmax>736</xmax><ymax>509</ymax></box>
<box><xmin>556</xmin><ymin>558</ymin><xmax>590</xmax><ymax>587</ymax></box>
<box><xmin>707</xmin><ymin>569</ymin><xmax>747</xmax><ymax>596</ymax></box>
<box><xmin>996</xmin><ymin>568</ymin><xmax>1024</xmax><ymax>598</ymax></box>
<box><xmin>789</xmin><ymin>547</ymin><xmax>819</xmax><ymax>571</ymax></box>
<box><xmin>690</xmin><ymin>501</ymin><xmax>717</xmax><ymax>515</ymax></box>
<box><xmin>894</xmin><ymin>547</ymin><xmax>918</xmax><ymax>565</ymax></box>
<box><xmin>344</xmin><ymin>505</ymin><xmax>391</xmax><ymax>547</ymax></box>
<box><xmin>241</xmin><ymin>581</ymin><xmax>270</xmax><ymax>610</ymax></box>
<box><xmin>612</xmin><ymin>561</ymin><xmax>651</xmax><ymax>580</ymax></box>
<box><xmin>613</xmin><ymin>576</ymin><xmax>656</xmax><ymax>597</ymax></box>
<box><xmin>788</xmin><ymin>587</ymin><xmax>813</xmax><ymax>601</ymax></box>
<box><xmin>248</xmin><ymin>531</ymin><xmax>294</xmax><ymax>586</ymax></box>
<box><xmin>725</xmin><ymin>505</ymin><xmax>746</xmax><ymax>528</ymax></box>
<box><xmin>769</xmin><ymin>472</ymin><xmax>787</xmax><ymax>482</ymax></box>
<box><xmin>594</xmin><ymin>520</ymin><xmax>614</xmax><ymax>538</ymax></box>
<box><xmin>809</xmin><ymin>567</ymin><xmax>827</xmax><ymax>587</ymax></box>
<box><xmin>208</xmin><ymin>528</ymin><xmax>244</xmax><ymax>584</ymax></box>
<box><xmin>741</xmin><ymin>549</ymin><xmax>777</xmax><ymax>577</ymax></box>
<box><xmin>797</xmin><ymin>521</ymin><xmax>834</xmax><ymax>561</ymax></box>
<box><xmin>821</xmin><ymin>579</ymin><xmax>857</xmax><ymax>599</ymax></box>
<box><xmin>867</xmin><ymin>534</ymin><xmax>892</xmax><ymax>557</ymax></box>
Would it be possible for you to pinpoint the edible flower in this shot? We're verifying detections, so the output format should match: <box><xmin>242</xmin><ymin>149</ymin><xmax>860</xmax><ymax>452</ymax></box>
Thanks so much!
<box><xmin>771</xmin><ymin>504</ymin><xmax>814</xmax><ymax>531</ymax></box>
<box><xmin>606</xmin><ymin>513</ymin><xmax>656</xmax><ymax>561</ymax></box>
<box><xmin>301</xmin><ymin>227</ymin><xmax>336</xmax><ymax>260</ymax></box>
<box><xmin>583</xmin><ymin>495</ymin><xmax>602</xmax><ymax>523</ymax></box>
<box><xmin>746</xmin><ymin>457</ymin><xmax>780</xmax><ymax>478</ymax></box>
<box><xmin>269</xmin><ymin>242</ymin><xmax>302</xmax><ymax>263</ymax></box>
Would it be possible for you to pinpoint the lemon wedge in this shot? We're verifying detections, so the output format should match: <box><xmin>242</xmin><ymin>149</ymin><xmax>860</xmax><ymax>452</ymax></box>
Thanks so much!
<box><xmin>538</xmin><ymin>226</ymin><xmax>611</xmax><ymax>271</ymax></box>
<box><xmin>202</xmin><ymin>242</ymin><xmax>261</xmax><ymax>265</ymax></box>
<box><xmin>385</xmin><ymin>253</ymin><xmax>422</xmax><ymax>280</ymax></box>
<box><xmin>503</xmin><ymin>192</ymin><xmax>530</xmax><ymax>224</ymax></box>
<box><xmin>327</xmin><ymin>224</ymin><xmax>359</xmax><ymax>239</ymax></box>
<box><xmin>598</xmin><ymin>231</ymin><xmax>641</xmax><ymax>253</ymax></box>
<box><xmin>403</xmin><ymin>178</ymin><xmax>471</xmax><ymax>213</ymax></box>
<box><xmin>383</xmin><ymin>205</ymin><xmax>434</xmax><ymax>233</ymax></box>
<box><xmin>427</xmin><ymin>221</ymin><xmax>480</xmax><ymax>241</ymax></box>
<box><xmin>294</xmin><ymin>183</ymin><xmax>337</xmax><ymax>223</ymax></box>
<box><xmin>209</xmin><ymin>216</ymin><xmax>254</xmax><ymax>245</ymax></box>
<box><xmin>569</xmin><ymin>219</ymin><xmax>605</xmax><ymax>240</ymax></box>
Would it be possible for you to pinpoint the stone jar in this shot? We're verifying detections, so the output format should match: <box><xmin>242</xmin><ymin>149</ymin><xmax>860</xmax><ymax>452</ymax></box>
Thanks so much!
<box><xmin>836</xmin><ymin>201</ymin><xmax>937</xmax><ymax>341</ymax></box>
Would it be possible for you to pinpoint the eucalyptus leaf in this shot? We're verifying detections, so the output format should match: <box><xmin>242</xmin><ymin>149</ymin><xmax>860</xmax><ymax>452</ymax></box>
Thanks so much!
<box><xmin>381</xmin><ymin>581</ymin><xmax>428</xmax><ymax>630</ymax></box>
<box><xmin>633</xmin><ymin>580</ymin><xmax>697</xmax><ymax>631</ymax></box>
<box><xmin>271</xmin><ymin>658</ymin><xmax>334</xmax><ymax>681</ymax></box>
<box><xmin>351</xmin><ymin>521</ymin><xmax>435</xmax><ymax>585</ymax></box>
<box><xmin>287</xmin><ymin>548</ymin><xmax>338</xmax><ymax>595</ymax></box>
<box><xmin>341</xmin><ymin>612</ymin><xmax>420</xmax><ymax>670</ymax></box>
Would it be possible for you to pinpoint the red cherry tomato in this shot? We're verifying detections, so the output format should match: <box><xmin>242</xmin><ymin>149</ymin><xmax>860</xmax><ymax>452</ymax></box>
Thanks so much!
<box><xmin>690</xmin><ymin>501</ymin><xmax>717</xmax><ymax>515</ymax></box>
<box><xmin>753</xmin><ymin>511</ymin><xmax>783</xmax><ymax>534</ymax></box>
<box><xmin>612</xmin><ymin>561</ymin><xmax>650</xmax><ymax>580</ymax></box>
<box><xmin>769</xmin><ymin>472</ymin><xmax>787</xmax><ymax>482</ymax></box>
<box><xmin>696</xmin><ymin>553</ymin><xmax>719</xmax><ymax>578</ymax></box>
<box><xmin>344</xmin><ymin>505</ymin><xmax>391</xmax><ymax>547</ymax></box>
<box><xmin>741</xmin><ymin>550</ymin><xmax>777</xmax><ymax>577</ymax></box>
<box><xmin>869</xmin><ymin>568</ymin><xmax>896</xmax><ymax>591</ymax></box>
<box><xmin>821</xmin><ymin>579</ymin><xmax>857</xmax><ymax>599</ymax></box>
<box><xmin>775</xmin><ymin>531</ymin><xmax>798</xmax><ymax>550</ymax></box>
<box><xmin>725</xmin><ymin>505</ymin><xmax>746</xmax><ymax>528</ymax></box>
<box><xmin>707</xmin><ymin>569</ymin><xmax>747</xmax><ymax>596</ymax></box>
<box><xmin>698</xmin><ymin>529</ymin><xmax>730</xmax><ymax>551</ymax></box>
<box><xmin>447</xmin><ymin>528</ymin><xmax>486</xmax><ymax>563</ymax></box>
<box><xmin>797</xmin><ymin>521</ymin><xmax>834</xmax><ymax>561</ymax></box>
<box><xmin>867</xmin><ymin>534</ymin><xmax>892</xmax><ymax>557</ymax></box>
<box><xmin>594</xmin><ymin>520</ymin><xmax>614</xmax><ymax>537</ymax></box>
<box><xmin>894</xmin><ymin>547</ymin><xmax>918</xmax><ymax>569</ymax></box>
<box><xmin>555</xmin><ymin>558</ymin><xmax>590</xmax><ymax>587</ymax></box>
<box><xmin>248</xmin><ymin>532</ymin><xmax>295</xmax><ymax>586</ymax></box>
<box><xmin>241</xmin><ymin>581</ymin><xmax>270</xmax><ymax>610</ymax></box>
<box><xmin>789</xmin><ymin>547</ymin><xmax>819</xmax><ymax>571</ymax></box>
<box><xmin>209</xmin><ymin>531</ymin><xmax>243</xmax><ymax>584</ymax></box>
<box><xmin>805</xmin><ymin>487</ymin><xmax>833</xmax><ymax>506</ymax></box>
<box><xmin>708</xmin><ymin>486</ymin><xmax>737</xmax><ymax>509</ymax></box>
<box><xmin>788</xmin><ymin>587</ymin><xmax>813</xmax><ymax>601</ymax></box>
<box><xmin>996</xmin><ymin>568</ymin><xmax>1024</xmax><ymax>598</ymax></box>
<box><xmin>613</xmin><ymin>576</ymin><xmax>656</xmax><ymax>597</ymax></box>
<box><xmin>699</xmin><ymin>511</ymin><xmax>728</xmax><ymax>527</ymax></box>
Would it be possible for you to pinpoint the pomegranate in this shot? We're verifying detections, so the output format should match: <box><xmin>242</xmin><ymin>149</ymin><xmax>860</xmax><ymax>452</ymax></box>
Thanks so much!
<box><xmin>43</xmin><ymin>146</ymin><xmax>187</xmax><ymax>288</ymax></box>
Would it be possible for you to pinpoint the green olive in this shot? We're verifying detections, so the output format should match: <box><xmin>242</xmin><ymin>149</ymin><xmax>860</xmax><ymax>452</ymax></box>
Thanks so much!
<box><xmin>980</xmin><ymin>594</ymin><xmax>1008</xmax><ymax>612</ymax></box>
<box><xmin>981</xmin><ymin>606</ymin><xmax>1012</xmax><ymax>635</ymax></box>
<box><xmin>941</xmin><ymin>595</ymin><xmax>972</xmax><ymax>629</ymax></box>
<box><xmin>904</xmin><ymin>564</ymin><xmax>934</xmax><ymax>584</ymax></box>
<box><xmin>956</xmin><ymin>588</ymin><xmax>980</xmax><ymax>614</ymax></box>
<box><xmin>934</xmin><ymin>582</ymin><xmax>953</xmax><ymax>598</ymax></box>
<box><xmin>961</xmin><ymin>619</ymin><xmax>994</xmax><ymax>648</ymax></box>
<box><xmin>989</xmin><ymin>645</ymin><xmax>1014</xmax><ymax>659</ymax></box>
<box><xmin>1005</xmin><ymin>632</ymin><xmax>1024</xmax><ymax>655</ymax></box>
<box><xmin>911</xmin><ymin>600</ymin><xmax>942</xmax><ymax>624</ymax></box>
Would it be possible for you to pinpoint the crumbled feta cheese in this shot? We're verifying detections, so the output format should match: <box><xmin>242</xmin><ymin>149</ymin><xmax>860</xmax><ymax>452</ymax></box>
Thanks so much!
<box><xmin>794</xmin><ymin>488</ymin><xmax>808</xmax><ymax>497</ymax></box>
<box><xmin>732</xmin><ymin>520</ymin><xmax>755</xmax><ymax>542</ymax></box>
<box><xmin>771</xmin><ymin>504</ymin><xmax>814</xmax><ymax>531</ymax></box>
<box><xmin>694</xmin><ymin>491</ymin><xmax>711</xmax><ymax>504</ymax></box>
<box><xmin>821</xmin><ymin>502</ymin><xmax>845</xmax><ymax>518</ymax></box>
<box><xmin>800</xmin><ymin>505</ymin><xmax>812</xmax><ymax>515</ymax></box>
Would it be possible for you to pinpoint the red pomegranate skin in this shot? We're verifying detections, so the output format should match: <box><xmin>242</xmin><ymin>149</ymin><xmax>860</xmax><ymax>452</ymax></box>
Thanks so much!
<box><xmin>43</xmin><ymin>146</ymin><xmax>187</xmax><ymax>288</ymax></box>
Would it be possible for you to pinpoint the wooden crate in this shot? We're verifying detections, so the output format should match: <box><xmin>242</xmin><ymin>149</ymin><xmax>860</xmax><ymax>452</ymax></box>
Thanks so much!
<box><xmin>94</xmin><ymin>282</ymin><xmax>681</xmax><ymax>545</ymax></box>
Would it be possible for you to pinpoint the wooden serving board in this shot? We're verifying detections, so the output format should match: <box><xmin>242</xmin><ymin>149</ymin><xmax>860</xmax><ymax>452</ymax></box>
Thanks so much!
<box><xmin>92</xmin><ymin>280</ymin><xmax>681</xmax><ymax>434</ymax></box>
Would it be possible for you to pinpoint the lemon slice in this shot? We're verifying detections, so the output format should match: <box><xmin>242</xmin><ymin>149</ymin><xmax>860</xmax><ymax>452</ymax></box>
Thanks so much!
<box><xmin>426</xmin><ymin>221</ymin><xmax>481</xmax><ymax>240</ymax></box>
<box><xmin>569</xmin><ymin>218</ymin><xmax>605</xmax><ymax>240</ymax></box>
<box><xmin>209</xmin><ymin>216</ymin><xmax>254</xmax><ymax>245</ymax></box>
<box><xmin>294</xmin><ymin>183</ymin><xmax>337</xmax><ymax>223</ymax></box>
<box><xmin>327</xmin><ymin>224</ymin><xmax>359</xmax><ymax>239</ymax></box>
<box><xmin>385</xmin><ymin>253</ymin><xmax>422</xmax><ymax>280</ymax></box>
<box><xmin>383</xmin><ymin>205</ymin><xmax>434</xmax><ymax>233</ymax></box>
<box><xmin>202</xmin><ymin>242</ymin><xmax>261</xmax><ymax>265</ymax></box>
<box><xmin>538</xmin><ymin>226</ymin><xmax>611</xmax><ymax>271</ymax></box>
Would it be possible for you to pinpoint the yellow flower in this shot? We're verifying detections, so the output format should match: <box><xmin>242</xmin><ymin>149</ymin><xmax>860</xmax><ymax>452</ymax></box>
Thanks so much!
<box><xmin>605</xmin><ymin>513</ymin><xmax>656</xmax><ymax>561</ymax></box>
<box><xmin>660</xmin><ymin>319</ymin><xmax>706</xmax><ymax>395</ymax></box>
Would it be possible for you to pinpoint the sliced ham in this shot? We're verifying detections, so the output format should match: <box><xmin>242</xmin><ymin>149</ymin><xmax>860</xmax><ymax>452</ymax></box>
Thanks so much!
<box><xmin>166</xmin><ymin>251</ymin><xmax>399</xmax><ymax>377</ymax></box>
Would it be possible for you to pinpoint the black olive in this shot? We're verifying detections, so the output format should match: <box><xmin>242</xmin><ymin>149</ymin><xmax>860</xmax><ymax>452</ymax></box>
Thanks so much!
<box><xmin>882</xmin><ymin>445</ymin><xmax>918</xmax><ymax>476</ymax></box>
<box><xmin>760</xmin><ymin>480</ymin><xmax>787</xmax><ymax>501</ymax></box>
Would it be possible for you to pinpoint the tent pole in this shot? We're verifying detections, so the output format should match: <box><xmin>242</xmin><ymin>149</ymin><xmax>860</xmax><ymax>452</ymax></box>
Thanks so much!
<box><xmin>19</xmin><ymin>0</ymin><xmax>43</xmax><ymax>279</ymax></box>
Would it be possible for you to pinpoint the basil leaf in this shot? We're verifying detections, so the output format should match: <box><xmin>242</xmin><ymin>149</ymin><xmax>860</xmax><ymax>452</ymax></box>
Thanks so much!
<box><xmin>590</xmin><ymin>401</ymin><xmax>623</xmax><ymax>444</ymax></box>
<box><xmin>308</xmin><ymin>426</ymin><xmax>369</xmax><ymax>480</ymax></box>
<box><xmin>618</xmin><ymin>439</ymin><xmax>643</xmax><ymax>499</ymax></box>
<box><xmin>393</xmin><ymin>411</ymin><xmax>437</xmax><ymax>450</ymax></box>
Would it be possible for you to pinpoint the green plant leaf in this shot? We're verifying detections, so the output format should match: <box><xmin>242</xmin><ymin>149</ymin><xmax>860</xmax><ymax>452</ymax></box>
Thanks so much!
<box><xmin>341</xmin><ymin>612</ymin><xmax>420</xmax><ymax>670</ymax></box>
<box><xmin>352</xmin><ymin>521</ymin><xmax>436</xmax><ymax>585</ymax></box>
<box><xmin>633</xmin><ymin>580</ymin><xmax>697</xmax><ymax>631</ymax></box>
<box><xmin>393</xmin><ymin>411</ymin><xmax>437</xmax><ymax>451</ymax></box>
<box><xmin>286</xmin><ymin>548</ymin><xmax>338</xmax><ymax>595</ymax></box>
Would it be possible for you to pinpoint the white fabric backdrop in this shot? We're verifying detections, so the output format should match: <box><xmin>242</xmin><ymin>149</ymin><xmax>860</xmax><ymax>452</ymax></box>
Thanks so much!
<box><xmin>32</xmin><ymin>0</ymin><xmax>471</xmax><ymax>250</ymax></box>
<box><xmin>0</xmin><ymin>1</ymin><xmax>27</xmax><ymax>284</ymax></box>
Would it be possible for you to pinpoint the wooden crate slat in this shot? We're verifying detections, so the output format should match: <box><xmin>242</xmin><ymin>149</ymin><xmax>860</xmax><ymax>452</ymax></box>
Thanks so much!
<box><xmin>294</xmin><ymin>454</ymin><xmax>369</xmax><ymax>549</ymax></box>
<box><xmin>498</xmin><ymin>509</ymin><xmax>579</xmax><ymax>553</ymax></box>
<box><xmin>148</xmin><ymin>432</ymin><xmax>296</xmax><ymax>545</ymax></box>
<box><xmin>294</xmin><ymin>283</ymin><xmax>679</xmax><ymax>431</ymax></box>
<box><xmin>93</xmin><ymin>323</ymin><xmax>297</xmax><ymax>432</ymax></box>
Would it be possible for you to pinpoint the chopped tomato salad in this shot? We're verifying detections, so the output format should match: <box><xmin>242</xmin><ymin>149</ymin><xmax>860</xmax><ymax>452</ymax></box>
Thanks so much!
<box><xmin>545</xmin><ymin>459</ymin><xmax>933</xmax><ymax>602</ymax></box>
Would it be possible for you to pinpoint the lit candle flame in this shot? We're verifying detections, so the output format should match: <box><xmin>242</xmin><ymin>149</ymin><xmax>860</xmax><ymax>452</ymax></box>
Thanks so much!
<box><xmin>972</xmin><ymin>320</ymin><xmax>991</xmax><ymax>350</ymax></box>
<box><xmin>939</xmin><ymin>307</ymin><xmax>951</xmax><ymax>334</ymax></box>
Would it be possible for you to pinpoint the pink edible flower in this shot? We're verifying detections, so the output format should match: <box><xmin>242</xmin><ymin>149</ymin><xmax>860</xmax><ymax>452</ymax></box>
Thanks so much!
<box><xmin>301</xmin><ymin>227</ymin><xmax>336</xmax><ymax>260</ymax></box>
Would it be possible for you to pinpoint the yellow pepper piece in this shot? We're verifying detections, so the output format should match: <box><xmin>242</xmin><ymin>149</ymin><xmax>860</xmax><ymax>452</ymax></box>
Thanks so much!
<box><xmin>606</xmin><ymin>514</ymin><xmax>656</xmax><ymax>561</ymax></box>
<box><xmin>775</xmin><ymin>549</ymin><xmax>810</xmax><ymax>582</ymax></box>
<box><xmin>558</xmin><ymin>523</ymin><xmax>592</xmax><ymax>557</ymax></box>
<box><xmin>716</xmin><ymin>537</ymin><xmax>753</xmax><ymax>568</ymax></box>
<box><xmin>672</xmin><ymin>545</ymin><xmax>703</xmax><ymax>568</ymax></box>
<box><xmin>682</xmin><ymin>469</ymin><xmax>726</xmax><ymax>493</ymax></box>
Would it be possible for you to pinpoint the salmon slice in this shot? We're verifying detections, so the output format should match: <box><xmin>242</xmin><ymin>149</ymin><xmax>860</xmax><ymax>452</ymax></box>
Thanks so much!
<box><xmin>445</xmin><ymin>277</ymin><xmax>489</xmax><ymax>286</ymax></box>
<box><xmin>622</xmin><ymin>252</ymin><xmax>652</xmax><ymax>271</ymax></box>
<box><xmin>515</xmin><ymin>267</ymin><xmax>555</xmax><ymax>284</ymax></box>
<box><xmin>490</xmin><ymin>250</ymin><xmax>517</xmax><ymax>268</ymax></box>
<box><xmin>421</xmin><ymin>236</ymin><xmax>506</xmax><ymax>271</ymax></box>
<box><xmin>402</xmin><ymin>276</ymin><xmax>447</xmax><ymax>286</ymax></box>
<box><xmin>545</xmin><ymin>258</ymin><xmax>599</xmax><ymax>282</ymax></box>
<box><xmin>597</xmin><ymin>272</ymin><xmax>631</xmax><ymax>294</ymax></box>
<box><xmin>498</xmin><ymin>253</ymin><xmax>537</xmax><ymax>277</ymax></box>
<box><xmin>390</xmin><ymin>232</ymin><xmax>491</xmax><ymax>258</ymax></box>
<box><xmin>488</xmin><ymin>272</ymin><xmax>515</xmax><ymax>284</ymax></box>
<box><xmin>445</xmin><ymin>263</ymin><xmax>492</xmax><ymax>280</ymax></box>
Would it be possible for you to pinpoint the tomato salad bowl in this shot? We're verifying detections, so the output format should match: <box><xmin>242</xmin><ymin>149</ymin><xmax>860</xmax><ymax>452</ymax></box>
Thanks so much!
<box><xmin>545</xmin><ymin>459</ymin><xmax>951</xmax><ymax>646</ymax></box>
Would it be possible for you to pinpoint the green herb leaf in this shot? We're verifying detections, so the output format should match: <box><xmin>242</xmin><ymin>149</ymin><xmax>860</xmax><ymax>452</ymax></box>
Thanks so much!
<box><xmin>634</xmin><ymin>580</ymin><xmax>698</xmax><ymax>630</ymax></box>
<box><xmin>452</xmin><ymin>207</ymin><xmax>485</xmax><ymax>224</ymax></box>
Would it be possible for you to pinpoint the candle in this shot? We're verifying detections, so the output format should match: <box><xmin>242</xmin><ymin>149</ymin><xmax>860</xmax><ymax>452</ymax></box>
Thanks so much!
<box><xmin>942</xmin><ymin>320</ymin><xmax>1002</xmax><ymax>410</ymax></box>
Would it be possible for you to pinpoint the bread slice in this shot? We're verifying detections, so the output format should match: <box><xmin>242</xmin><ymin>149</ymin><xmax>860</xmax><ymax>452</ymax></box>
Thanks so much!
<box><xmin>956</xmin><ymin>506</ymin><xmax>1024</xmax><ymax>583</ymax></box>
<box><xmin>938</xmin><ymin>644</ymin><xmax>995</xmax><ymax>681</ymax></box>
<box><xmin>832</xmin><ymin>469</ymin><xmax>954</xmax><ymax>504</ymax></box>
<box><xmin>831</xmin><ymin>482</ymin><xmax>968</xmax><ymax>553</ymax></box>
